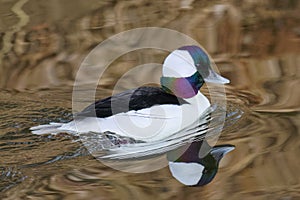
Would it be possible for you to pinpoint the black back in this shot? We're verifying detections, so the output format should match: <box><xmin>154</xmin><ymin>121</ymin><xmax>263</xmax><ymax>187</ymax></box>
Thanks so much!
<box><xmin>76</xmin><ymin>86</ymin><xmax>188</xmax><ymax>118</ymax></box>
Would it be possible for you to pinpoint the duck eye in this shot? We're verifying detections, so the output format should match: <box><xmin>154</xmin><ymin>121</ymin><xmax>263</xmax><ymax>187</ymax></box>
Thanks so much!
<box><xmin>203</xmin><ymin>169</ymin><xmax>208</xmax><ymax>174</ymax></box>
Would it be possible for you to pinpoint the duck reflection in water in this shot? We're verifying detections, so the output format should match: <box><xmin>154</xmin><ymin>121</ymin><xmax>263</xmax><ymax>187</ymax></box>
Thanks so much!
<box><xmin>167</xmin><ymin>140</ymin><xmax>234</xmax><ymax>186</ymax></box>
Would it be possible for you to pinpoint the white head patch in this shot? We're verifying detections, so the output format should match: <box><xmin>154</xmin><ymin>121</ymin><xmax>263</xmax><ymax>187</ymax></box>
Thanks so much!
<box><xmin>168</xmin><ymin>161</ymin><xmax>204</xmax><ymax>186</ymax></box>
<box><xmin>163</xmin><ymin>50</ymin><xmax>197</xmax><ymax>78</ymax></box>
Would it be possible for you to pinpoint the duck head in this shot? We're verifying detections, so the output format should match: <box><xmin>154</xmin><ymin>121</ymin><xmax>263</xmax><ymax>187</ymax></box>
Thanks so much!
<box><xmin>161</xmin><ymin>45</ymin><xmax>229</xmax><ymax>98</ymax></box>
<box><xmin>167</xmin><ymin>141</ymin><xmax>235</xmax><ymax>186</ymax></box>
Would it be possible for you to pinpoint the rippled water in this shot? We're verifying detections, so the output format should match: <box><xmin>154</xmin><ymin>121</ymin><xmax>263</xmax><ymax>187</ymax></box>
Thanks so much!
<box><xmin>1</xmin><ymin>0</ymin><xmax>300</xmax><ymax>199</ymax></box>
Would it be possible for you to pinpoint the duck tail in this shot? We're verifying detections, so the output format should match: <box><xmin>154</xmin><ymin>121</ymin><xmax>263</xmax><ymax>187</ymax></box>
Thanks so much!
<box><xmin>30</xmin><ymin>122</ymin><xmax>65</xmax><ymax>135</ymax></box>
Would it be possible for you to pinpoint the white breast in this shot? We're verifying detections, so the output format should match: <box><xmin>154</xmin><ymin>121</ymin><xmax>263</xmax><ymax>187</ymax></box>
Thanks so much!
<box><xmin>60</xmin><ymin>92</ymin><xmax>210</xmax><ymax>142</ymax></box>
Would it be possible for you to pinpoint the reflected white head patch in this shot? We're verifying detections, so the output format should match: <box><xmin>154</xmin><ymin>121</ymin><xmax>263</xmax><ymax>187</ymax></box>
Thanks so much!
<box><xmin>168</xmin><ymin>161</ymin><xmax>204</xmax><ymax>186</ymax></box>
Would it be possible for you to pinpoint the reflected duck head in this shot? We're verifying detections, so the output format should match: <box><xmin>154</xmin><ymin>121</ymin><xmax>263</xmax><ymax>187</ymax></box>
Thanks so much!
<box><xmin>167</xmin><ymin>141</ymin><xmax>235</xmax><ymax>186</ymax></box>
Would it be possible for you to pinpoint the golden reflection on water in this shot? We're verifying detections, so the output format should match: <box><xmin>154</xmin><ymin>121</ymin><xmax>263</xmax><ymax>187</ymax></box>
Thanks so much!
<box><xmin>0</xmin><ymin>0</ymin><xmax>300</xmax><ymax>199</ymax></box>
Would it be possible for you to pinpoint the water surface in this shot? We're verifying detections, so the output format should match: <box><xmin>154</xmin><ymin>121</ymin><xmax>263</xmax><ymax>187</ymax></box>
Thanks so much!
<box><xmin>0</xmin><ymin>0</ymin><xmax>300</xmax><ymax>199</ymax></box>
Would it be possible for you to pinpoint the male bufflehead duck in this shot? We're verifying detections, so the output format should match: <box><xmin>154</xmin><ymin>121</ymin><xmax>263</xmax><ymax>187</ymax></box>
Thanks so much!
<box><xmin>30</xmin><ymin>45</ymin><xmax>229</xmax><ymax>142</ymax></box>
<box><xmin>167</xmin><ymin>140</ymin><xmax>235</xmax><ymax>186</ymax></box>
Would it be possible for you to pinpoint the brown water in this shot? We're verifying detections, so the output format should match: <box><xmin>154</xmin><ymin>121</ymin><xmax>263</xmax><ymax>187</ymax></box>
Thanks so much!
<box><xmin>1</xmin><ymin>0</ymin><xmax>300</xmax><ymax>199</ymax></box>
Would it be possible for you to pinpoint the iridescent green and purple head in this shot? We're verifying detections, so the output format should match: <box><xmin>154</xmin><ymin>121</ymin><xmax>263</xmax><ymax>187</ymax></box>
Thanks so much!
<box><xmin>161</xmin><ymin>45</ymin><xmax>229</xmax><ymax>98</ymax></box>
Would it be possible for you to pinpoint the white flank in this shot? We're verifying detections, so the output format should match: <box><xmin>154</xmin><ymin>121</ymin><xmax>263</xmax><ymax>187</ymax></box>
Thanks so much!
<box><xmin>31</xmin><ymin>92</ymin><xmax>210</xmax><ymax>142</ymax></box>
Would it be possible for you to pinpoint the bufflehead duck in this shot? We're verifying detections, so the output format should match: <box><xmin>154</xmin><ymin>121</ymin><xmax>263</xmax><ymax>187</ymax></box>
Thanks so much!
<box><xmin>167</xmin><ymin>140</ymin><xmax>235</xmax><ymax>186</ymax></box>
<box><xmin>30</xmin><ymin>45</ymin><xmax>229</xmax><ymax>142</ymax></box>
